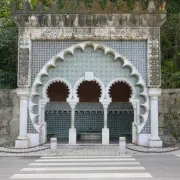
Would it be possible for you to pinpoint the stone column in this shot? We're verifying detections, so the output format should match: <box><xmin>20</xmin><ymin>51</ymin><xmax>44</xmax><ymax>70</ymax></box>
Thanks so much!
<box><xmin>15</xmin><ymin>88</ymin><xmax>30</xmax><ymax>148</ymax></box>
<box><xmin>131</xmin><ymin>100</ymin><xmax>138</xmax><ymax>144</ymax></box>
<box><xmin>39</xmin><ymin>100</ymin><xmax>47</xmax><ymax>144</ymax></box>
<box><xmin>101</xmin><ymin>100</ymin><xmax>111</xmax><ymax>145</ymax></box>
<box><xmin>68</xmin><ymin>100</ymin><xmax>78</xmax><ymax>145</ymax></box>
<box><xmin>148</xmin><ymin>88</ymin><xmax>162</xmax><ymax>147</ymax></box>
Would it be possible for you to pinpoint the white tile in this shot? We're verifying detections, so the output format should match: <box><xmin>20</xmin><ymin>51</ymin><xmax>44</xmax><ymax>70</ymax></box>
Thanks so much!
<box><xmin>21</xmin><ymin>166</ymin><xmax>145</xmax><ymax>171</ymax></box>
<box><xmin>10</xmin><ymin>173</ymin><xmax>152</xmax><ymax>179</ymax></box>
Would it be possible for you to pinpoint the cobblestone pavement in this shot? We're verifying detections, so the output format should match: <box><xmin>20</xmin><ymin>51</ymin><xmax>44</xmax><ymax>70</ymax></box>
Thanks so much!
<box><xmin>0</xmin><ymin>144</ymin><xmax>179</xmax><ymax>156</ymax></box>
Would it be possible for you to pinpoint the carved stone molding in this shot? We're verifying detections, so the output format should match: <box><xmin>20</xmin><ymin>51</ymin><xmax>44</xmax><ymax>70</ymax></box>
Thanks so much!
<box><xmin>148</xmin><ymin>28</ymin><xmax>161</xmax><ymax>87</ymax></box>
<box><xmin>13</xmin><ymin>13</ymin><xmax>166</xmax><ymax>28</ymax></box>
<box><xmin>18</xmin><ymin>28</ymin><xmax>31</xmax><ymax>87</ymax></box>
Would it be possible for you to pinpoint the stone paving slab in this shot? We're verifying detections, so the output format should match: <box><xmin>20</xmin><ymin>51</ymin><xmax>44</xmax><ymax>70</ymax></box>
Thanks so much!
<box><xmin>0</xmin><ymin>144</ymin><xmax>179</xmax><ymax>156</ymax></box>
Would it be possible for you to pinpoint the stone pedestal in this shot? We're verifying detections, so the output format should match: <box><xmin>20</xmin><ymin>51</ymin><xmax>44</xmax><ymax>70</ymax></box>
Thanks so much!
<box><xmin>149</xmin><ymin>139</ymin><xmax>162</xmax><ymax>147</ymax></box>
<box><xmin>39</xmin><ymin>122</ymin><xmax>47</xmax><ymax>144</ymax></box>
<box><xmin>69</xmin><ymin>128</ymin><xmax>76</xmax><ymax>145</ymax></box>
<box><xmin>102</xmin><ymin>128</ymin><xmax>109</xmax><ymax>145</ymax></box>
<box><xmin>50</xmin><ymin>137</ymin><xmax>57</xmax><ymax>151</ymax></box>
<box><xmin>15</xmin><ymin>137</ymin><xmax>29</xmax><ymax>148</ymax></box>
<box><xmin>119</xmin><ymin>137</ymin><xmax>126</xmax><ymax>154</ymax></box>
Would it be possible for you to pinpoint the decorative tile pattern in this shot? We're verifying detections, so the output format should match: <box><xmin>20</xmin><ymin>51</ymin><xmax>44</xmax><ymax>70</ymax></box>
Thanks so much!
<box><xmin>31</xmin><ymin>40</ymin><xmax>147</xmax><ymax>84</ymax></box>
<box><xmin>27</xmin><ymin>110</ymin><xmax>37</xmax><ymax>133</ymax></box>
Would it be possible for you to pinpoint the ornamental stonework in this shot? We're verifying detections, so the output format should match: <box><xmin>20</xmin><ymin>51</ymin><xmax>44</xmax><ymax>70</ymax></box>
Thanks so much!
<box><xmin>18</xmin><ymin>28</ymin><xmax>30</xmax><ymax>87</ymax></box>
<box><xmin>148</xmin><ymin>28</ymin><xmax>161</xmax><ymax>87</ymax></box>
<box><xmin>13</xmin><ymin>1</ymin><xmax>166</xmax><ymax>88</ymax></box>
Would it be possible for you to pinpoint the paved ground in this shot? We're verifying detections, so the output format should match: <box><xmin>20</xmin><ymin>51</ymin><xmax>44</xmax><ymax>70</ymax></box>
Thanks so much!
<box><xmin>0</xmin><ymin>144</ymin><xmax>179</xmax><ymax>156</ymax></box>
<box><xmin>0</xmin><ymin>155</ymin><xmax>180</xmax><ymax>180</ymax></box>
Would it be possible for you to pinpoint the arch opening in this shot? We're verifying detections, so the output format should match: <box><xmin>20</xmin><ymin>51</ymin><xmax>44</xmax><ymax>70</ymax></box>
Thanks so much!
<box><xmin>47</xmin><ymin>82</ymin><xmax>69</xmax><ymax>102</ymax></box>
<box><xmin>109</xmin><ymin>82</ymin><xmax>132</xmax><ymax>102</ymax></box>
<box><xmin>76</xmin><ymin>80</ymin><xmax>103</xmax><ymax>143</ymax></box>
<box><xmin>45</xmin><ymin>81</ymin><xmax>71</xmax><ymax>143</ymax></box>
<box><xmin>108</xmin><ymin>81</ymin><xmax>134</xmax><ymax>143</ymax></box>
<box><xmin>77</xmin><ymin>81</ymin><xmax>101</xmax><ymax>102</ymax></box>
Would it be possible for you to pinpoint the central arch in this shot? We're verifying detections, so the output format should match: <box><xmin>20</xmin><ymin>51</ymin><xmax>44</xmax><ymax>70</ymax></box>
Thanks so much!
<box><xmin>77</xmin><ymin>81</ymin><xmax>101</xmax><ymax>102</ymax></box>
<box><xmin>75</xmin><ymin>80</ymin><xmax>103</xmax><ymax>143</ymax></box>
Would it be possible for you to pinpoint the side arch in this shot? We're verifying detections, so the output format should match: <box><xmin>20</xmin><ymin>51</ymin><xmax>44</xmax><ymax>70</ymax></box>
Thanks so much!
<box><xmin>42</xmin><ymin>78</ymin><xmax>73</xmax><ymax>102</ymax></box>
<box><xmin>106</xmin><ymin>78</ymin><xmax>136</xmax><ymax>102</ymax></box>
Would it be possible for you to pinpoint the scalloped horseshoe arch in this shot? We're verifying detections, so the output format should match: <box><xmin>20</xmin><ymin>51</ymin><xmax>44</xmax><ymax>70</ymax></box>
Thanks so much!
<box><xmin>106</xmin><ymin>78</ymin><xmax>136</xmax><ymax>101</ymax></box>
<box><xmin>73</xmin><ymin>76</ymin><xmax>106</xmax><ymax>102</ymax></box>
<box><xmin>42</xmin><ymin>78</ymin><xmax>73</xmax><ymax>102</ymax></box>
<box><xmin>29</xmin><ymin>41</ymin><xmax>149</xmax><ymax>133</ymax></box>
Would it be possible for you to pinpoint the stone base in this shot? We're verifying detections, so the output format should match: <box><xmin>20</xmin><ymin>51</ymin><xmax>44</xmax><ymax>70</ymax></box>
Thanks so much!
<box><xmin>39</xmin><ymin>122</ymin><xmax>47</xmax><ymax>144</ymax></box>
<box><xmin>79</xmin><ymin>133</ymin><xmax>101</xmax><ymax>140</ymax></box>
<box><xmin>15</xmin><ymin>138</ymin><xmax>29</xmax><ymax>148</ymax></box>
<box><xmin>102</xmin><ymin>128</ymin><xmax>109</xmax><ymax>145</ymax></box>
<box><xmin>69</xmin><ymin>128</ymin><xmax>76</xmax><ymax>145</ymax></box>
<box><xmin>149</xmin><ymin>139</ymin><xmax>162</xmax><ymax>147</ymax></box>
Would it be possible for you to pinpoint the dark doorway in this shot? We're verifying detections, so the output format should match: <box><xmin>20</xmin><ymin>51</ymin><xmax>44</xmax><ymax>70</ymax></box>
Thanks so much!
<box><xmin>108</xmin><ymin>81</ymin><xmax>134</xmax><ymax>143</ymax></box>
<box><xmin>45</xmin><ymin>82</ymin><xmax>70</xmax><ymax>143</ymax></box>
<box><xmin>76</xmin><ymin>81</ymin><xmax>103</xmax><ymax>143</ymax></box>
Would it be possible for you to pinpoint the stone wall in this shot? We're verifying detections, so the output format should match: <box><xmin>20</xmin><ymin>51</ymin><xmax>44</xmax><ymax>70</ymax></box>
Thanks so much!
<box><xmin>159</xmin><ymin>89</ymin><xmax>180</xmax><ymax>146</ymax></box>
<box><xmin>0</xmin><ymin>90</ymin><xmax>19</xmax><ymax>146</ymax></box>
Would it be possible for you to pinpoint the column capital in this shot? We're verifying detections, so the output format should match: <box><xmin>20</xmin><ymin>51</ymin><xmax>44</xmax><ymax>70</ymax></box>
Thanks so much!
<box><xmin>148</xmin><ymin>88</ymin><xmax>162</xmax><ymax>97</ymax></box>
<box><xmin>131</xmin><ymin>99</ymin><xmax>139</xmax><ymax>108</ymax></box>
<box><xmin>39</xmin><ymin>99</ymin><xmax>47</xmax><ymax>109</ymax></box>
<box><xmin>16</xmin><ymin>87</ymin><xmax>30</xmax><ymax>100</ymax></box>
<box><xmin>100</xmin><ymin>99</ymin><xmax>111</xmax><ymax>109</ymax></box>
<box><xmin>67</xmin><ymin>99</ymin><xmax>78</xmax><ymax>109</ymax></box>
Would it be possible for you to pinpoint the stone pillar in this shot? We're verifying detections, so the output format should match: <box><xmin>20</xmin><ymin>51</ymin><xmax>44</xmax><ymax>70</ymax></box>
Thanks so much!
<box><xmin>131</xmin><ymin>100</ymin><xmax>140</xmax><ymax>144</ymax></box>
<box><xmin>68</xmin><ymin>100</ymin><xmax>78</xmax><ymax>145</ymax></box>
<box><xmin>148</xmin><ymin>88</ymin><xmax>162</xmax><ymax>147</ymax></box>
<box><xmin>101</xmin><ymin>100</ymin><xmax>111</xmax><ymax>145</ymax></box>
<box><xmin>15</xmin><ymin>88</ymin><xmax>30</xmax><ymax>148</ymax></box>
<box><xmin>39</xmin><ymin>100</ymin><xmax>47</xmax><ymax>144</ymax></box>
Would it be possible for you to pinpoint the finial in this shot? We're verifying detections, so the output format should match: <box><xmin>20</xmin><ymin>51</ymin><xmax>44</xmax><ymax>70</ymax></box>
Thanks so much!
<box><xmin>76</xmin><ymin>1</ymin><xmax>87</xmax><ymax>13</ymax></box>
<box><xmin>134</xmin><ymin>0</ymin><xmax>143</xmax><ymax>12</ymax></box>
<box><xmin>159</xmin><ymin>1</ymin><xmax>166</xmax><ymax>12</ymax></box>
<box><xmin>104</xmin><ymin>0</ymin><xmax>114</xmax><ymax>13</ymax></box>
<box><xmin>62</xmin><ymin>0</ymin><xmax>75</xmax><ymax>13</ymax></box>
<box><xmin>51</xmin><ymin>1</ymin><xmax>58</xmax><ymax>13</ymax></box>
<box><xmin>36</xmin><ymin>1</ymin><xmax>44</xmax><ymax>13</ymax></box>
<box><xmin>23</xmin><ymin>0</ymin><xmax>31</xmax><ymax>11</ymax></box>
<box><xmin>12</xmin><ymin>1</ymin><xmax>17</xmax><ymax>13</ymax></box>
<box><xmin>148</xmin><ymin>0</ymin><xmax>156</xmax><ymax>12</ymax></box>
<box><xmin>91</xmin><ymin>0</ymin><xmax>103</xmax><ymax>14</ymax></box>
<box><xmin>117</xmin><ymin>0</ymin><xmax>129</xmax><ymax>12</ymax></box>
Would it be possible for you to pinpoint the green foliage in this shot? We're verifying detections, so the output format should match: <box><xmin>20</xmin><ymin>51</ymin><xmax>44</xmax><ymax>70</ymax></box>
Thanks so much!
<box><xmin>98</xmin><ymin>0</ymin><xmax>107</xmax><ymax>10</ymax></box>
<box><xmin>161</xmin><ymin>1</ymin><xmax>180</xmax><ymax>88</ymax></box>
